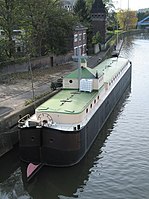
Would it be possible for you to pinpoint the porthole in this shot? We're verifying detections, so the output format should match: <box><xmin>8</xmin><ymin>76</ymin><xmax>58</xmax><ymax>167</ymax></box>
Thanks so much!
<box><xmin>86</xmin><ymin>108</ymin><xmax>88</xmax><ymax>113</ymax></box>
<box><xmin>50</xmin><ymin>138</ymin><xmax>54</xmax><ymax>143</ymax></box>
<box><xmin>69</xmin><ymin>80</ymin><xmax>73</xmax><ymax>83</ymax></box>
<box><xmin>74</xmin><ymin>126</ymin><xmax>77</xmax><ymax>131</ymax></box>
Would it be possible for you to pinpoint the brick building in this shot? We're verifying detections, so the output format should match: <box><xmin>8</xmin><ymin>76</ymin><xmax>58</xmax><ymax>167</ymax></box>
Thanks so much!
<box><xmin>73</xmin><ymin>24</ymin><xmax>88</xmax><ymax>57</ymax></box>
<box><xmin>91</xmin><ymin>0</ymin><xmax>106</xmax><ymax>43</ymax></box>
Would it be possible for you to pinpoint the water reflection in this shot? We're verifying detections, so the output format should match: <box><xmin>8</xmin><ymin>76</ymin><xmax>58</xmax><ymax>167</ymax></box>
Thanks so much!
<box><xmin>121</xmin><ymin>33</ymin><xmax>149</xmax><ymax>58</ymax></box>
<box><xmin>0</xmin><ymin>145</ymin><xmax>19</xmax><ymax>183</ymax></box>
<box><xmin>0</xmin><ymin>146</ymin><xmax>31</xmax><ymax>199</ymax></box>
<box><xmin>20</xmin><ymin>86</ymin><xmax>131</xmax><ymax>199</ymax></box>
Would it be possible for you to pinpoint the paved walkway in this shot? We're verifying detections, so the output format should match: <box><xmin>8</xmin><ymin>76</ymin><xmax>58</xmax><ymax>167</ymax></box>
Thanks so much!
<box><xmin>0</xmin><ymin>51</ymin><xmax>107</xmax><ymax>118</ymax></box>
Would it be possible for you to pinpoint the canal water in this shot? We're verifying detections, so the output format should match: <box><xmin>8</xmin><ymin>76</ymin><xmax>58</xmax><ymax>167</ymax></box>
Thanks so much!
<box><xmin>0</xmin><ymin>33</ymin><xmax>149</xmax><ymax>199</ymax></box>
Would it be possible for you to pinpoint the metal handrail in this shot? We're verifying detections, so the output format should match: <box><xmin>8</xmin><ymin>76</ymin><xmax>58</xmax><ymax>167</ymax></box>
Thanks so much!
<box><xmin>18</xmin><ymin>114</ymin><xmax>30</xmax><ymax>126</ymax></box>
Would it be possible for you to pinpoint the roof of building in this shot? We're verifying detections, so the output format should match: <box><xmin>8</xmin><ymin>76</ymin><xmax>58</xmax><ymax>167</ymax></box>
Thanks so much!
<box><xmin>64</xmin><ymin>67</ymin><xmax>97</xmax><ymax>79</ymax></box>
<box><xmin>64</xmin><ymin>65</ymin><xmax>103</xmax><ymax>79</ymax></box>
<box><xmin>74</xmin><ymin>23</ymin><xmax>88</xmax><ymax>31</ymax></box>
<box><xmin>137</xmin><ymin>8</ymin><xmax>149</xmax><ymax>13</ymax></box>
<box><xmin>60</xmin><ymin>1</ymin><xmax>72</xmax><ymax>6</ymax></box>
<box><xmin>91</xmin><ymin>0</ymin><xmax>106</xmax><ymax>13</ymax></box>
<box><xmin>36</xmin><ymin>89</ymin><xmax>98</xmax><ymax>114</ymax></box>
<box><xmin>138</xmin><ymin>16</ymin><xmax>149</xmax><ymax>26</ymax></box>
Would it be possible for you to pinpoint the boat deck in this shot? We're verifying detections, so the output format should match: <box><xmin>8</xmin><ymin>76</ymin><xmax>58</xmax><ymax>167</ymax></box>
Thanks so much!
<box><xmin>95</xmin><ymin>57</ymin><xmax>129</xmax><ymax>83</ymax></box>
<box><xmin>36</xmin><ymin>57</ymin><xmax>129</xmax><ymax>115</ymax></box>
<box><xmin>36</xmin><ymin>89</ymin><xmax>98</xmax><ymax>114</ymax></box>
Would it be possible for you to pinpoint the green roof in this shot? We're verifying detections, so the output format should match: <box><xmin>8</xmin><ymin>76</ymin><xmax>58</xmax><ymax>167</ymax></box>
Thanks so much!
<box><xmin>65</xmin><ymin>67</ymin><xmax>96</xmax><ymax>79</ymax></box>
<box><xmin>36</xmin><ymin>57</ymin><xmax>129</xmax><ymax>115</ymax></box>
<box><xmin>81</xmin><ymin>58</ymin><xmax>86</xmax><ymax>63</ymax></box>
<box><xmin>36</xmin><ymin>89</ymin><xmax>98</xmax><ymax>114</ymax></box>
<box><xmin>65</xmin><ymin>57</ymin><xmax>128</xmax><ymax>82</ymax></box>
<box><xmin>95</xmin><ymin>57</ymin><xmax>129</xmax><ymax>82</ymax></box>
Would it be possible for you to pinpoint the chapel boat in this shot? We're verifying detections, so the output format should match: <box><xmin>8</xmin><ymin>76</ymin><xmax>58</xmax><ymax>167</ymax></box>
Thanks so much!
<box><xmin>18</xmin><ymin>57</ymin><xmax>132</xmax><ymax>169</ymax></box>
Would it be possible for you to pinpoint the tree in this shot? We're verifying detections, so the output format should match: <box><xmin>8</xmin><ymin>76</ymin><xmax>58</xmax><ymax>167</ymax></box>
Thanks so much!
<box><xmin>17</xmin><ymin>0</ymin><xmax>53</xmax><ymax>56</ymax></box>
<box><xmin>92</xmin><ymin>31</ymin><xmax>102</xmax><ymax>44</ymax></box>
<box><xmin>117</xmin><ymin>9</ymin><xmax>138</xmax><ymax>30</ymax></box>
<box><xmin>45</xmin><ymin>8</ymin><xmax>77</xmax><ymax>55</ymax></box>
<box><xmin>103</xmin><ymin>0</ymin><xmax>115</xmax><ymax>12</ymax></box>
<box><xmin>73</xmin><ymin>0</ymin><xmax>90</xmax><ymax>24</ymax></box>
<box><xmin>86</xmin><ymin>0</ymin><xmax>115</xmax><ymax>12</ymax></box>
<box><xmin>0</xmin><ymin>0</ymin><xmax>19</xmax><ymax>59</ymax></box>
<box><xmin>17</xmin><ymin>0</ymin><xmax>77</xmax><ymax>56</ymax></box>
<box><xmin>0</xmin><ymin>39</ymin><xmax>8</xmax><ymax>61</ymax></box>
<box><xmin>107</xmin><ymin>11</ymin><xmax>117</xmax><ymax>31</ymax></box>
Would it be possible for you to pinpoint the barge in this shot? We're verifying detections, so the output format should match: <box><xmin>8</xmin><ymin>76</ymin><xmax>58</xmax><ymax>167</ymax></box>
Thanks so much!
<box><xmin>18</xmin><ymin>57</ymin><xmax>132</xmax><ymax>168</ymax></box>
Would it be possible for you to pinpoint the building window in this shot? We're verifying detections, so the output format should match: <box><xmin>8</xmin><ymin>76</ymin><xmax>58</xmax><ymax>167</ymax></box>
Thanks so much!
<box><xmin>86</xmin><ymin>108</ymin><xmax>88</xmax><ymax>113</ymax></box>
<box><xmin>83</xmin><ymin>44</ymin><xmax>86</xmax><ymax>54</ymax></box>
<box><xmin>90</xmin><ymin>104</ymin><xmax>92</xmax><ymax>108</ymax></box>
<box><xmin>79</xmin><ymin>34</ymin><xmax>82</xmax><ymax>41</ymax></box>
<box><xmin>83</xmin><ymin>33</ymin><xmax>86</xmax><ymax>40</ymax></box>
<box><xmin>74</xmin><ymin>34</ymin><xmax>78</xmax><ymax>42</ymax></box>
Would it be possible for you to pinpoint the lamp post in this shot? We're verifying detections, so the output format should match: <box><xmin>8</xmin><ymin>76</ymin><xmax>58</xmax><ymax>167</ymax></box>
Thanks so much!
<box><xmin>126</xmin><ymin>0</ymin><xmax>130</xmax><ymax>30</ymax></box>
<box><xmin>28</xmin><ymin>54</ymin><xmax>35</xmax><ymax>108</ymax></box>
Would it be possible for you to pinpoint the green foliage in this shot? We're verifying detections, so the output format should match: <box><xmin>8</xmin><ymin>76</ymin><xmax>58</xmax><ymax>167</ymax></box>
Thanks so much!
<box><xmin>0</xmin><ymin>0</ymin><xmax>78</xmax><ymax>61</ymax></box>
<box><xmin>45</xmin><ymin>8</ymin><xmax>77</xmax><ymax>55</ymax></box>
<box><xmin>107</xmin><ymin>11</ymin><xmax>117</xmax><ymax>31</ymax></box>
<box><xmin>117</xmin><ymin>10</ymin><xmax>138</xmax><ymax>31</ymax></box>
<box><xmin>103</xmin><ymin>0</ymin><xmax>115</xmax><ymax>12</ymax></box>
<box><xmin>0</xmin><ymin>0</ymin><xmax>19</xmax><ymax>59</ymax></box>
<box><xmin>73</xmin><ymin>0</ymin><xmax>91</xmax><ymax>24</ymax></box>
<box><xmin>92</xmin><ymin>32</ymin><xmax>102</xmax><ymax>44</ymax></box>
<box><xmin>19</xmin><ymin>0</ymin><xmax>77</xmax><ymax>56</ymax></box>
<box><xmin>0</xmin><ymin>39</ymin><xmax>7</xmax><ymax>62</ymax></box>
<box><xmin>85</xmin><ymin>0</ymin><xmax>93</xmax><ymax>9</ymax></box>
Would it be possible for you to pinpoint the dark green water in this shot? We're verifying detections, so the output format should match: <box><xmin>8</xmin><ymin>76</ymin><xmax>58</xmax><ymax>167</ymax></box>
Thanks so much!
<box><xmin>0</xmin><ymin>33</ymin><xmax>149</xmax><ymax>199</ymax></box>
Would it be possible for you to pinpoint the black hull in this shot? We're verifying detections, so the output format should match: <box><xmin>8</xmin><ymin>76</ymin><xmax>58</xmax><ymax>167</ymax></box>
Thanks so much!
<box><xmin>19</xmin><ymin>65</ymin><xmax>132</xmax><ymax>167</ymax></box>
